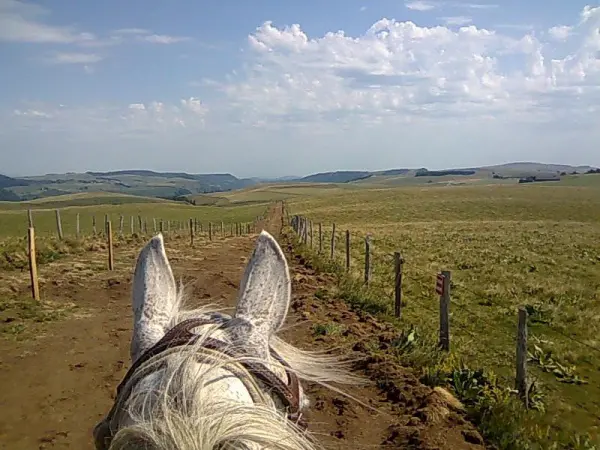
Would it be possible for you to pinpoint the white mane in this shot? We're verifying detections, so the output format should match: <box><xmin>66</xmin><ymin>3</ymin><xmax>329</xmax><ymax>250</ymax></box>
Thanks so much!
<box><xmin>94</xmin><ymin>231</ymin><xmax>363</xmax><ymax>450</ymax></box>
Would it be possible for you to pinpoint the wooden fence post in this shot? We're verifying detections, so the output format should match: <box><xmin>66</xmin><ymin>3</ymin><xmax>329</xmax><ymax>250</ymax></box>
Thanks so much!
<box><xmin>130</xmin><ymin>216</ymin><xmax>134</xmax><ymax>235</ymax></box>
<box><xmin>55</xmin><ymin>209</ymin><xmax>64</xmax><ymax>240</ymax></box>
<box><xmin>318</xmin><ymin>223</ymin><xmax>323</xmax><ymax>254</ymax></box>
<box><xmin>345</xmin><ymin>230</ymin><xmax>350</xmax><ymax>272</ymax></box>
<box><xmin>107</xmin><ymin>221</ymin><xmax>114</xmax><ymax>271</ymax></box>
<box><xmin>394</xmin><ymin>252</ymin><xmax>403</xmax><ymax>318</ymax></box>
<box><xmin>160</xmin><ymin>219</ymin><xmax>164</xmax><ymax>233</ymax></box>
<box><xmin>76</xmin><ymin>213</ymin><xmax>80</xmax><ymax>239</ymax></box>
<box><xmin>309</xmin><ymin>221</ymin><xmax>314</xmax><ymax>248</ymax></box>
<box><xmin>189</xmin><ymin>218</ymin><xmax>194</xmax><ymax>246</ymax></box>
<box><xmin>153</xmin><ymin>218</ymin><xmax>157</xmax><ymax>232</ymax></box>
<box><xmin>516</xmin><ymin>308</ymin><xmax>529</xmax><ymax>408</ymax></box>
<box><xmin>439</xmin><ymin>270</ymin><xmax>451</xmax><ymax>351</ymax></box>
<box><xmin>28</xmin><ymin>227</ymin><xmax>40</xmax><ymax>301</ymax></box>
<box><xmin>93</xmin><ymin>215</ymin><xmax>97</xmax><ymax>235</ymax></box>
<box><xmin>221</xmin><ymin>221</ymin><xmax>224</xmax><ymax>237</ymax></box>
<box><xmin>330</xmin><ymin>223</ymin><xmax>336</xmax><ymax>260</ymax></box>
<box><xmin>303</xmin><ymin>218</ymin><xmax>308</xmax><ymax>245</ymax></box>
<box><xmin>118</xmin><ymin>215</ymin><xmax>123</xmax><ymax>235</ymax></box>
<box><xmin>209</xmin><ymin>222</ymin><xmax>213</xmax><ymax>241</ymax></box>
<box><xmin>138</xmin><ymin>216</ymin><xmax>143</xmax><ymax>233</ymax></box>
<box><xmin>167</xmin><ymin>220</ymin><xmax>170</xmax><ymax>234</ymax></box>
<box><xmin>364</xmin><ymin>236</ymin><xmax>371</xmax><ymax>285</ymax></box>
<box><xmin>144</xmin><ymin>219</ymin><xmax>148</xmax><ymax>234</ymax></box>
<box><xmin>104</xmin><ymin>214</ymin><xmax>109</xmax><ymax>236</ymax></box>
<box><xmin>27</xmin><ymin>209</ymin><xmax>33</xmax><ymax>228</ymax></box>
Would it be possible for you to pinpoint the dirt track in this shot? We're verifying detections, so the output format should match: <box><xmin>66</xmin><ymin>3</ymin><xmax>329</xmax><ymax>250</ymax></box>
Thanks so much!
<box><xmin>0</xmin><ymin>205</ymin><xmax>485</xmax><ymax>449</ymax></box>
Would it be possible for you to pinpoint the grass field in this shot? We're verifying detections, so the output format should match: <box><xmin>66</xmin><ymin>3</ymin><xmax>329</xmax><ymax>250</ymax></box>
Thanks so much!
<box><xmin>285</xmin><ymin>177</ymin><xmax>600</xmax><ymax>447</ymax></box>
<box><xmin>0</xmin><ymin>192</ymin><xmax>269</xmax><ymax>239</ymax></box>
<box><xmin>2</xmin><ymin>178</ymin><xmax>599</xmax><ymax>447</ymax></box>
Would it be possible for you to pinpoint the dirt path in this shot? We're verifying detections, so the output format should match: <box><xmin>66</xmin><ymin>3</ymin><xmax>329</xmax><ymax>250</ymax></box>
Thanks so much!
<box><xmin>0</xmin><ymin>205</ymin><xmax>484</xmax><ymax>449</ymax></box>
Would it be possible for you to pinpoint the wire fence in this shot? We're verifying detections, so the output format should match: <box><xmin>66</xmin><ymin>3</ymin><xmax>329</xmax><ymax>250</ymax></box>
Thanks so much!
<box><xmin>287</xmin><ymin>211</ymin><xmax>598</xmax><ymax>415</ymax></box>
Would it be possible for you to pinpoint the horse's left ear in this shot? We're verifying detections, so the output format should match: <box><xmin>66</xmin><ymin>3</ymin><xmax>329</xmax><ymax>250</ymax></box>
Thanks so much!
<box><xmin>230</xmin><ymin>231</ymin><xmax>291</xmax><ymax>356</ymax></box>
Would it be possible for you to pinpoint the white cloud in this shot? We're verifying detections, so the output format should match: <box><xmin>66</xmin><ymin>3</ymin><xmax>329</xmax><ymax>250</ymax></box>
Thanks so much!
<box><xmin>215</xmin><ymin>6</ymin><xmax>600</xmax><ymax>131</ymax></box>
<box><xmin>44</xmin><ymin>52</ymin><xmax>104</xmax><ymax>64</ymax></box>
<box><xmin>0</xmin><ymin>0</ymin><xmax>96</xmax><ymax>43</ymax></box>
<box><xmin>441</xmin><ymin>15</ymin><xmax>472</xmax><ymax>26</ymax></box>
<box><xmin>139</xmin><ymin>34</ymin><xmax>190</xmax><ymax>44</ymax></box>
<box><xmin>459</xmin><ymin>2</ymin><xmax>498</xmax><ymax>9</ymax></box>
<box><xmin>405</xmin><ymin>1</ymin><xmax>436</xmax><ymax>11</ymax></box>
<box><xmin>0</xmin><ymin>0</ymin><xmax>191</xmax><ymax>63</ymax></box>
<box><xmin>405</xmin><ymin>1</ymin><xmax>498</xmax><ymax>11</ymax></box>
<box><xmin>13</xmin><ymin>108</ymin><xmax>53</xmax><ymax>118</ymax></box>
<box><xmin>548</xmin><ymin>25</ymin><xmax>572</xmax><ymax>41</ymax></box>
<box><xmin>360</xmin><ymin>6</ymin><xmax>367</xmax><ymax>12</ymax></box>
<box><xmin>112</xmin><ymin>28</ymin><xmax>149</xmax><ymax>35</ymax></box>
<box><xmin>180</xmin><ymin>97</ymin><xmax>207</xmax><ymax>115</ymax></box>
<box><xmin>2</xmin><ymin>6</ymin><xmax>600</xmax><ymax>176</ymax></box>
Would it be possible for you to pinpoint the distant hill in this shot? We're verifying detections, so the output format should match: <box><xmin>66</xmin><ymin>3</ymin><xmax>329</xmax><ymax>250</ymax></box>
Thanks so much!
<box><xmin>5</xmin><ymin>170</ymin><xmax>258</xmax><ymax>202</ymax></box>
<box><xmin>483</xmin><ymin>162</ymin><xmax>595</xmax><ymax>174</ymax></box>
<box><xmin>0</xmin><ymin>174</ymin><xmax>29</xmax><ymax>189</ymax></box>
<box><xmin>298</xmin><ymin>171</ymin><xmax>373</xmax><ymax>183</ymax></box>
<box><xmin>3</xmin><ymin>162</ymin><xmax>597</xmax><ymax>202</ymax></box>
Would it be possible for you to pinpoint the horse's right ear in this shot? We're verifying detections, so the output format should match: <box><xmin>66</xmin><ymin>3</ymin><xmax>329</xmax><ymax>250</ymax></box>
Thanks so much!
<box><xmin>230</xmin><ymin>231</ymin><xmax>291</xmax><ymax>357</ymax></box>
<box><xmin>130</xmin><ymin>233</ymin><xmax>178</xmax><ymax>362</ymax></box>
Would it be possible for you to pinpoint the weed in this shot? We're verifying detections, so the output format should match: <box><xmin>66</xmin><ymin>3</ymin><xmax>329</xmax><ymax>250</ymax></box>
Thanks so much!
<box><xmin>312</xmin><ymin>322</ymin><xmax>346</xmax><ymax>336</ymax></box>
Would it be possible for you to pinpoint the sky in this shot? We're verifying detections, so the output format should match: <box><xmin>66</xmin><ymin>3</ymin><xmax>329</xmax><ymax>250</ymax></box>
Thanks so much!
<box><xmin>0</xmin><ymin>0</ymin><xmax>599</xmax><ymax>178</ymax></box>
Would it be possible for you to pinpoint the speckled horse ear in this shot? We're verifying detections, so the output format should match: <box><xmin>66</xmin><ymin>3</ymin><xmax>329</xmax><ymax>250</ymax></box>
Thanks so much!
<box><xmin>228</xmin><ymin>230</ymin><xmax>291</xmax><ymax>360</ymax></box>
<box><xmin>130</xmin><ymin>233</ymin><xmax>178</xmax><ymax>363</ymax></box>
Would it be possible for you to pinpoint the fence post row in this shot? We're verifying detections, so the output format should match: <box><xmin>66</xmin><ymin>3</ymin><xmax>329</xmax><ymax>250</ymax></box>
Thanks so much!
<box><xmin>286</xmin><ymin>212</ymin><xmax>535</xmax><ymax>411</ymax></box>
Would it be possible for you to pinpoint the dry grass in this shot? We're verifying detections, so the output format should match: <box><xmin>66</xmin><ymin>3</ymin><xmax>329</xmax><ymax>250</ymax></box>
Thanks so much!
<box><xmin>287</xmin><ymin>182</ymin><xmax>600</xmax><ymax>447</ymax></box>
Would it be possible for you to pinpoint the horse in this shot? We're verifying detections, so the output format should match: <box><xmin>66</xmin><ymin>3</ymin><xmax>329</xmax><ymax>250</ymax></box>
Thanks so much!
<box><xmin>94</xmin><ymin>230</ymin><xmax>361</xmax><ymax>449</ymax></box>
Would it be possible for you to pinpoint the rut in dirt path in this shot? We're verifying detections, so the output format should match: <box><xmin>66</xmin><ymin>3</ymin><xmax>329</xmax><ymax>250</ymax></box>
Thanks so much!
<box><xmin>0</xmin><ymin>205</ymin><xmax>485</xmax><ymax>449</ymax></box>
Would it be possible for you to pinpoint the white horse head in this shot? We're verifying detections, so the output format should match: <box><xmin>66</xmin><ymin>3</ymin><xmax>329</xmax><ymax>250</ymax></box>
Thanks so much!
<box><xmin>94</xmin><ymin>230</ymin><xmax>359</xmax><ymax>450</ymax></box>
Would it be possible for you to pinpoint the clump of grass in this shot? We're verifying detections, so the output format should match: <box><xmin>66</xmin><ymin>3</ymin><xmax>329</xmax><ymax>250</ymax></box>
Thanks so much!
<box><xmin>312</xmin><ymin>321</ymin><xmax>346</xmax><ymax>336</ymax></box>
<box><xmin>0</xmin><ymin>295</ymin><xmax>74</xmax><ymax>338</ymax></box>
<box><xmin>0</xmin><ymin>236</ymin><xmax>85</xmax><ymax>271</ymax></box>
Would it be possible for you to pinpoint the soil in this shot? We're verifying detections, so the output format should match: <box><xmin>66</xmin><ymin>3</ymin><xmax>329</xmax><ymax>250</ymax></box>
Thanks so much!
<box><xmin>0</xmin><ymin>205</ymin><xmax>485</xmax><ymax>449</ymax></box>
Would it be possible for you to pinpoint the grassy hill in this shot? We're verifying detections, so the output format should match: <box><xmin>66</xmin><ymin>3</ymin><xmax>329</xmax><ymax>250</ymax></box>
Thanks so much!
<box><xmin>4</xmin><ymin>171</ymin><xmax>257</xmax><ymax>202</ymax></box>
<box><xmin>3</xmin><ymin>162</ymin><xmax>597</xmax><ymax>203</ymax></box>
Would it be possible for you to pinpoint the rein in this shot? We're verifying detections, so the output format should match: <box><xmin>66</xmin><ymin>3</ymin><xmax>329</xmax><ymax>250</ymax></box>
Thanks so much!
<box><xmin>94</xmin><ymin>317</ymin><xmax>306</xmax><ymax>449</ymax></box>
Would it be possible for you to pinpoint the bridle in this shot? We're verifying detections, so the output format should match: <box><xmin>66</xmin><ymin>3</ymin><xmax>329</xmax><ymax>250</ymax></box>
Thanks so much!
<box><xmin>95</xmin><ymin>317</ymin><xmax>307</xmax><ymax>449</ymax></box>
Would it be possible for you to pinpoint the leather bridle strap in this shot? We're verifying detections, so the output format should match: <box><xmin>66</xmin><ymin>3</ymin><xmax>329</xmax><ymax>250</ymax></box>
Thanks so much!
<box><xmin>111</xmin><ymin>318</ymin><xmax>306</xmax><ymax>432</ymax></box>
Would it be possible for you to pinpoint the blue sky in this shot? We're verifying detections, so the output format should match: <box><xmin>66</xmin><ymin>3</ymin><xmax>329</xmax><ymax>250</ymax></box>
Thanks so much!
<box><xmin>0</xmin><ymin>0</ymin><xmax>599</xmax><ymax>177</ymax></box>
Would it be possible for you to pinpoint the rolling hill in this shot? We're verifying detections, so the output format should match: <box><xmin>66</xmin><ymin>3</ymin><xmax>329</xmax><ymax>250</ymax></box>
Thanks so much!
<box><xmin>2</xmin><ymin>162</ymin><xmax>597</xmax><ymax>202</ymax></box>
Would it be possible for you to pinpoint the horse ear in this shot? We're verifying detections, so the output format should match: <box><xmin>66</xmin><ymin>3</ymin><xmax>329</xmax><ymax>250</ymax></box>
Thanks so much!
<box><xmin>130</xmin><ymin>234</ymin><xmax>178</xmax><ymax>362</ymax></box>
<box><xmin>230</xmin><ymin>231</ymin><xmax>291</xmax><ymax>356</ymax></box>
